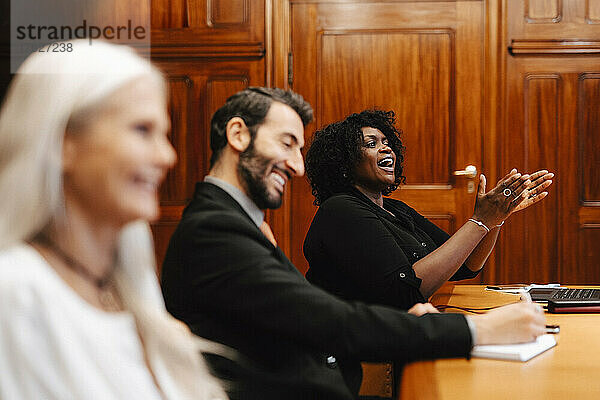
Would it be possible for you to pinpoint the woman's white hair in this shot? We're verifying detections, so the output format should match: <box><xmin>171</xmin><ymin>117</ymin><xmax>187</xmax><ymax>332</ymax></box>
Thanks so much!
<box><xmin>0</xmin><ymin>40</ymin><xmax>229</xmax><ymax>399</ymax></box>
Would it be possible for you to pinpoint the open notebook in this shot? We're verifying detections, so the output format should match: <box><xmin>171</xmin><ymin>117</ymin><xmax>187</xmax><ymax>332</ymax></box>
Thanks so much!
<box><xmin>471</xmin><ymin>334</ymin><xmax>557</xmax><ymax>361</ymax></box>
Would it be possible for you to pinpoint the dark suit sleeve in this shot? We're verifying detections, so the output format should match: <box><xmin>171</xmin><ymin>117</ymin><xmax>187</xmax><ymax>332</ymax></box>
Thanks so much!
<box><xmin>166</xmin><ymin>207</ymin><xmax>472</xmax><ymax>363</ymax></box>
<box><xmin>310</xmin><ymin>196</ymin><xmax>426</xmax><ymax>308</ymax></box>
<box><xmin>406</xmin><ymin>205</ymin><xmax>481</xmax><ymax>281</ymax></box>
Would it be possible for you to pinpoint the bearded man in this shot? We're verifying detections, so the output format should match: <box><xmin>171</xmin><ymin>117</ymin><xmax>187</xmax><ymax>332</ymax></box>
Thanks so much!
<box><xmin>160</xmin><ymin>87</ymin><xmax>545</xmax><ymax>400</ymax></box>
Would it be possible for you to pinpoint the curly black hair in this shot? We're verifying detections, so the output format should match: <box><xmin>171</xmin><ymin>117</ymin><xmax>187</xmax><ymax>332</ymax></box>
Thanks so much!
<box><xmin>305</xmin><ymin>109</ymin><xmax>406</xmax><ymax>205</ymax></box>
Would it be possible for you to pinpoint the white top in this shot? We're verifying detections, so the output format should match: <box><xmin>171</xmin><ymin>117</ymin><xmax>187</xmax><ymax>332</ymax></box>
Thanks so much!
<box><xmin>0</xmin><ymin>244</ymin><xmax>164</xmax><ymax>400</ymax></box>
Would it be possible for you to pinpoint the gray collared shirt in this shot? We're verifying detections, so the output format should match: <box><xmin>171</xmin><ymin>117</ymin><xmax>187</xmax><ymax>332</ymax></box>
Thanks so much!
<box><xmin>204</xmin><ymin>176</ymin><xmax>264</xmax><ymax>227</ymax></box>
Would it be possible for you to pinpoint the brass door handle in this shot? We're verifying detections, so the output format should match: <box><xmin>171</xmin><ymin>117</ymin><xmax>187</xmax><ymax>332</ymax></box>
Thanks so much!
<box><xmin>453</xmin><ymin>165</ymin><xmax>478</xmax><ymax>179</ymax></box>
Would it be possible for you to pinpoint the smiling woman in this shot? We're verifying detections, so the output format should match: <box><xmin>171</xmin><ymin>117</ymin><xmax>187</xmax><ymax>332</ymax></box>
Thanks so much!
<box><xmin>0</xmin><ymin>40</ymin><xmax>226</xmax><ymax>399</ymax></box>
<box><xmin>354</xmin><ymin>127</ymin><xmax>398</xmax><ymax>195</ymax></box>
<box><xmin>304</xmin><ymin>109</ymin><xmax>554</xmax><ymax>310</ymax></box>
<box><xmin>62</xmin><ymin>76</ymin><xmax>176</xmax><ymax>226</ymax></box>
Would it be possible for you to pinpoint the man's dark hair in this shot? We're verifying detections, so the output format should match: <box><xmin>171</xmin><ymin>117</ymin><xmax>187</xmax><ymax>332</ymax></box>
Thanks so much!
<box><xmin>305</xmin><ymin>109</ymin><xmax>406</xmax><ymax>205</ymax></box>
<box><xmin>209</xmin><ymin>87</ymin><xmax>313</xmax><ymax>167</ymax></box>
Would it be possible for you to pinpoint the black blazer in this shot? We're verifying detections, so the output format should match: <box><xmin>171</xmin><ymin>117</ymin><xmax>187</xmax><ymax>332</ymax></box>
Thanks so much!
<box><xmin>304</xmin><ymin>189</ymin><xmax>480</xmax><ymax>310</ymax></box>
<box><xmin>161</xmin><ymin>182</ymin><xmax>472</xmax><ymax>400</ymax></box>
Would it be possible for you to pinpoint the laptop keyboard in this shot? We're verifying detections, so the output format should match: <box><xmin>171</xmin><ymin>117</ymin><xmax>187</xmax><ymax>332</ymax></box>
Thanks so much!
<box><xmin>551</xmin><ymin>288</ymin><xmax>600</xmax><ymax>300</ymax></box>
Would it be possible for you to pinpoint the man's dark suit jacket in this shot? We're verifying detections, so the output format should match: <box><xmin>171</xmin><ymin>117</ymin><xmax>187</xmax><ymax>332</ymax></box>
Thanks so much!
<box><xmin>161</xmin><ymin>182</ymin><xmax>472</xmax><ymax>400</ymax></box>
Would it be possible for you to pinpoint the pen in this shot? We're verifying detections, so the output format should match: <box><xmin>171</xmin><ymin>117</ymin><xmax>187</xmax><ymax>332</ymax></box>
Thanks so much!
<box><xmin>485</xmin><ymin>285</ymin><xmax>527</xmax><ymax>290</ymax></box>
<box><xmin>523</xmin><ymin>292</ymin><xmax>558</xmax><ymax>334</ymax></box>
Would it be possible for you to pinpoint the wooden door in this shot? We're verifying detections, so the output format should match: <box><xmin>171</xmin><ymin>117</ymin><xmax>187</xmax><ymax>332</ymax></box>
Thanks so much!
<box><xmin>288</xmin><ymin>1</ymin><xmax>485</xmax><ymax>275</ymax></box>
<box><xmin>491</xmin><ymin>0</ymin><xmax>600</xmax><ymax>284</ymax></box>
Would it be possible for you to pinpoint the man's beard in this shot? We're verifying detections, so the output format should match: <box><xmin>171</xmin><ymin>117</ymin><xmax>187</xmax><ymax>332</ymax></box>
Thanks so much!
<box><xmin>238</xmin><ymin>142</ymin><xmax>283</xmax><ymax>210</ymax></box>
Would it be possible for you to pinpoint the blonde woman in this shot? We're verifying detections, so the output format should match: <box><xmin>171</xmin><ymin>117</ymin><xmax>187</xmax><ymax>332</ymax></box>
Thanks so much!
<box><xmin>0</xmin><ymin>41</ymin><xmax>227</xmax><ymax>399</ymax></box>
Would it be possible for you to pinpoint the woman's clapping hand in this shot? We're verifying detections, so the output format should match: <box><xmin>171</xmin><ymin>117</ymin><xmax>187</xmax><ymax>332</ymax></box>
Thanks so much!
<box><xmin>472</xmin><ymin>169</ymin><xmax>553</xmax><ymax>228</ymax></box>
<box><xmin>512</xmin><ymin>169</ymin><xmax>554</xmax><ymax>213</ymax></box>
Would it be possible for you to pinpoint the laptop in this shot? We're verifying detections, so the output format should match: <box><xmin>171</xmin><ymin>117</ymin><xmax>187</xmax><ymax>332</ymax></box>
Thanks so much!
<box><xmin>529</xmin><ymin>287</ymin><xmax>600</xmax><ymax>313</ymax></box>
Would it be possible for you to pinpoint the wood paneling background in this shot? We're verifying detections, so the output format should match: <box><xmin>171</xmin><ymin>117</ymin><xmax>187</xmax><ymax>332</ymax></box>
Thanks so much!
<box><xmin>148</xmin><ymin>0</ymin><xmax>266</xmax><ymax>268</ymax></box>
<box><xmin>492</xmin><ymin>0</ymin><xmax>600</xmax><ymax>284</ymax></box>
<box><xmin>318</xmin><ymin>29</ymin><xmax>454</xmax><ymax>184</ymax></box>
<box><xmin>289</xmin><ymin>1</ymin><xmax>484</xmax><ymax>275</ymax></box>
<box><xmin>0</xmin><ymin>2</ymin><xmax>597</xmax><ymax>397</ymax></box>
<box><xmin>0</xmin><ymin>0</ymin><xmax>598</xmax><ymax>283</ymax></box>
<box><xmin>148</xmin><ymin>0</ymin><xmax>600</xmax><ymax>284</ymax></box>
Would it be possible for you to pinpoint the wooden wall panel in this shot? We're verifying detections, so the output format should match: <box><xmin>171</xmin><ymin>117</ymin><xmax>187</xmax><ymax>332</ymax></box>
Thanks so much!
<box><xmin>587</xmin><ymin>0</ymin><xmax>600</xmax><ymax>22</ymax></box>
<box><xmin>152</xmin><ymin>70</ymin><xmax>257</xmax><ymax>269</ymax></box>
<box><xmin>152</xmin><ymin>220</ymin><xmax>181</xmax><ymax>278</ymax></box>
<box><xmin>151</xmin><ymin>0</ymin><xmax>188</xmax><ymax>28</ymax></box>
<box><xmin>206</xmin><ymin>78</ymin><xmax>249</xmax><ymax>126</ymax></box>
<box><xmin>162</xmin><ymin>76</ymin><xmax>194</xmax><ymax>202</ymax></box>
<box><xmin>579</xmin><ymin>74</ymin><xmax>600</xmax><ymax>204</ymax></box>
<box><xmin>206</xmin><ymin>0</ymin><xmax>249</xmax><ymax>27</ymax></box>
<box><xmin>499</xmin><ymin>74</ymin><xmax>561</xmax><ymax>284</ymax></box>
<box><xmin>501</xmin><ymin>0</ymin><xmax>600</xmax><ymax>285</ymax></box>
<box><xmin>152</xmin><ymin>0</ymin><xmax>252</xmax><ymax>29</ymax></box>
<box><xmin>151</xmin><ymin>0</ymin><xmax>264</xmax><ymax>46</ymax></box>
<box><xmin>148</xmin><ymin>0</ymin><xmax>266</xmax><ymax>268</ymax></box>
<box><xmin>524</xmin><ymin>75</ymin><xmax>560</xmax><ymax>175</ymax></box>
<box><xmin>99</xmin><ymin>0</ymin><xmax>151</xmax><ymax>27</ymax></box>
<box><xmin>525</xmin><ymin>0</ymin><xmax>562</xmax><ymax>22</ymax></box>
<box><xmin>510</xmin><ymin>0</ymin><xmax>599</xmax><ymax>38</ymax></box>
<box><xmin>151</xmin><ymin>61</ymin><xmax>262</xmax><ymax>268</ymax></box>
<box><xmin>578</xmin><ymin>226</ymin><xmax>600</xmax><ymax>283</ymax></box>
<box><xmin>523</xmin><ymin>76</ymin><xmax>560</xmax><ymax>283</ymax></box>
<box><xmin>318</xmin><ymin>30</ymin><xmax>453</xmax><ymax>184</ymax></box>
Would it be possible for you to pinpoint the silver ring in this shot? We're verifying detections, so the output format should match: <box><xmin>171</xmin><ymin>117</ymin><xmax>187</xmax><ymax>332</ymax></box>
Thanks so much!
<box><xmin>503</xmin><ymin>188</ymin><xmax>512</xmax><ymax>197</ymax></box>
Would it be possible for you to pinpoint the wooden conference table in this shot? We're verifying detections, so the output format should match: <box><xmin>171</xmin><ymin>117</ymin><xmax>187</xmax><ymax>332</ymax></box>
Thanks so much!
<box><xmin>398</xmin><ymin>284</ymin><xmax>600</xmax><ymax>399</ymax></box>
